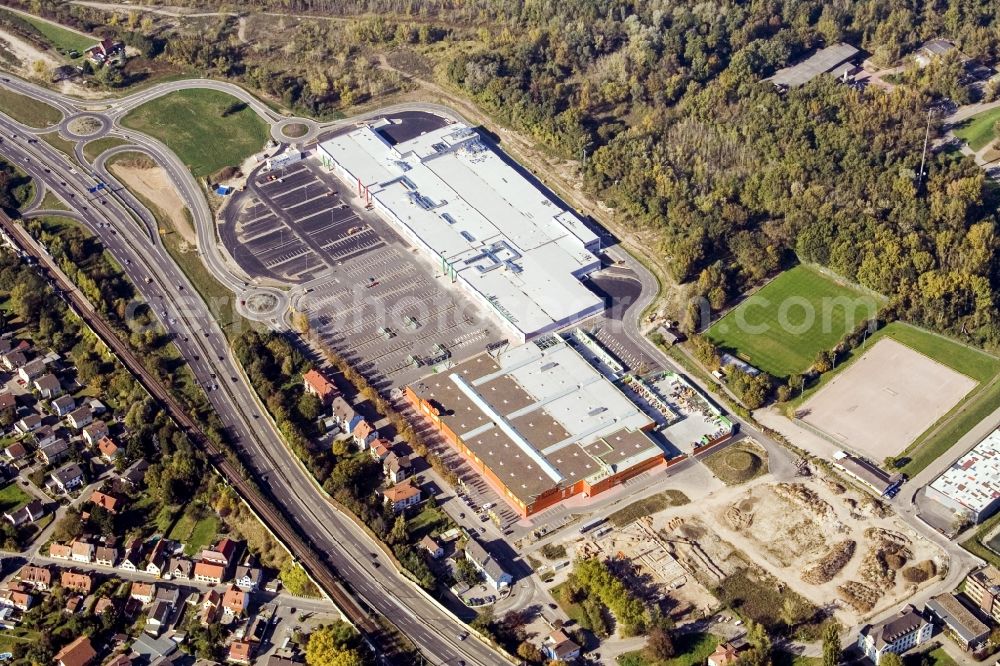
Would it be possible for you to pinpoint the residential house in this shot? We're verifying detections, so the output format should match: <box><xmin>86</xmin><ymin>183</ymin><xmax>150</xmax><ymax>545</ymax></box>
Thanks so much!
<box><xmin>89</xmin><ymin>490</ymin><xmax>123</xmax><ymax>514</ymax></box>
<box><xmin>65</xmin><ymin>595</ymin><xmax>84</xmax><ymax>615</ymax></box>
<box><xmin>97</xmin><ymin>436</ymin><xmax>120</xmax><ymax>462</ymax></box>
<box><xmin>34</xmin><ymin>425</ymin><xmax>58</xmax><ymax>448</ymax></box>
<box><xmin>303</xmin><ymin>368</ymin><xmax>339</xmax><ymax>406</ymax></box>
<box><xmin>382</xmin><ymin>479</ymin><xmax>421</xmax><ymax>513</ymax></box>
<box><xmin>95</xmin><ymin>545</ymin><xmax>118</xmax><ymax>567</ymax></box>
<box><xmin>193</xmin><ymin>561</ymin><xmax>226</xmax><ymax>585</ymax></box>
<box><xmin>420</xmin><ymin>535</ymin><xmax>444</xmax><ymax>559</ymax></box>
<box><xmin>51</xmin><ymin>394</ymin><xmax>76</xmax><ymax>417</ymax></box>
<box><xmin>228</xmin><ymin>640</ymin><xmax>254</xmax><ymax>665</ymax></box>
<box><xmin>33</xmin><ymin>373</ymin><xmax>62</xmax><ymax>399</ymax></box>
<box><xmin>60</xmin><ymin>570</ymin><xmax>94</xmax><ymax>595</ymax></box>
<box><xmin>71</xmin><ymin>539</ymin><xmax>95</xmax><ymax>563</ymax></box>
<box><xmin>332</xmin><ymin>396</ymin><xmax>360</xmax><ymax>432</ymax></box>
<box><xmin>118</xmin><ymin>459</ymin><xmax>149</xmax><ymax>490</ymax></box>
<box><xmin>708</xmin><ymin>642</ymin><xmax>742</xmax><ymax>666</ymax></box>
<box><xmin>199</xmin><ymin>589</ymin><xmax>221</xmax><ymax>625</ymax></box>
<box><xmin>39</xmin><ymin>437</ymin><xmax>69</xmax><ymax>466</ymax></box>
<box><xmin>16</xmin><ymin>564</ymin><xmax>53</xmax><ymax>591</ymax></box>
<box><xmin>82</xmin><ymin>420</ymin><xmax>109</xmax><ymax>447</ymax></box>
<box><xmin>93</xmin><ymin>596</ymin><xmax>116</xmax><ymax>617</ymax></box>
<box><xmin>858</xmin><ymin>605</ymin><xmax>933</xmax><ymax>664</ymax></box>
<box><xmin>18</xmin><ymin>358</ymin><xmax>47</xmax><ymax>382</ymax></box>
<box><xmin>120</xmin><ymin>539</ymin><xmax>142</xmax><ymax>571</ymax></box>
<box><xmin>369</xmin><ymin>438</ymin><xmax>391</xmax><ymax>462</ymax></box>
<box><xmin>2</xmin><ymin>350</ymin><xmax>26</xmax><ymax>370</ymax></box>
<box><xmin>1</xmin><ymin>588</ymin><xmax>34</xmax><ymax>612</ymax></box>
<box><xmin>166</xmin><ymin>556</ymin><xmax>193</xmax><ymax>581</ymax></box>
<box><xmin>85</xmin><ymin>38</ymin><xmax>124</xmax><ymax>65</ymax></box>
<box><xmin>66</xmin><ymin>406</ymin><xmax>93</xmax><ymax>430</ymax></box>
<box><xmin>55</xmin><ymin>636</ymin><xmax>97</xmax><ymax>666</ymax></box>
<box><xmin>964</xmin><ymin>565</ymin><xmax>1000</xmax><ymax>624</ymax></box>
<box><xmin>233</xmin><ymin>565</ymin><xmax>263</xmax><ymax>592</ymax></box>
<box><xmin>0</xmin><ymin>391</ymin><xmax>15</xmax><ymax>412</ymax></box>
<box><xmin>146</xmin><ymin>539</ymin><xmax>169</xmax><ymax>577</ymax></box>
<box><xmin>202</xmin><ymin>537</ymin><xmax>244</xmax><ymax>572</ymax></box>
<box><xmin>925</xmin><ymin>593</ymin><xmax>990</xmax><ymax>651</ymax></box>
<box><xmin>50</xmin><ymin>462</ymin><xmax>86</xmax><ymax>493</ymax></box>
<box><xmin>14</xmin><ymin>414</ymin><xmax>41</xmax><ymax>433</ymax></box>
<box><xmin>4</xmin><ymin>499</ymin><xmax>45</xmax><ymax>527</ymax></box>
<box><xmin>3</xmin><ymin>441</ymin><xmax>27</xmax><ymax>462</ymax></box>
<box><xmin>50</xmin><ymin>542</ymin><xmax>72</xmax><ymax>560</ymax></box>
<box><xmin>130</xmin><ymin>581</ymin><xmax>156</xmax><ymax>605</ymax></box>
<box><xmin>222</xmin><ymin>584</ymin><xmax>249</xmax><ymax>617</ymax></box>
<box><xmin>384</xmin><ymin>451</ymin><xmax>412</xmax><ymax>483</ymax></box>
<box><xmin>353</xmin><ymin>420</ymin><xmax>377</xmax><ymax>449</ymax></box>
<box><xmin>465</xmin><ymin>538</ymin><xmax>512</xmax><ymax>590</ymax></box>
<box><xmin>145</xmin><ymin>599</ymin><xmax>173</xmax><ymax>636</ymax></box>
<box><xmin>542</xmin><ymin>629</ymin><xmax>581</xmax><ymax>663</ymax></box>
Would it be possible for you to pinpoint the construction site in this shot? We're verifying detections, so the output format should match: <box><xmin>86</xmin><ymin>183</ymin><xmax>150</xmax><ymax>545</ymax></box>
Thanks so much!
<box><xmin>538</xmin><ymin>461</ymin><xmax>946</xmax><ymax>631</ymax></box>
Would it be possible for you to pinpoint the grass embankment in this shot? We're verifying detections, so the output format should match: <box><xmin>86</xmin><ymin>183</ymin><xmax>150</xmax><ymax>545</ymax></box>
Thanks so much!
<box><xmin>14</xmin><ymin>10</ymin><xmax>95</xmax><ymax>56</ymax></box>
<box><xmin>617</xmin><ymin>633</ymin><xmax>720</xmax><ymax>666</ymax></box>
<box><xmin>121</xmin><ymin>88</ymin><xmax>269</xmax><ymax>178</ymax></box>
<box><xmin>608</xmin><ymin>489</ymin><xmax>690</xmax><ymax>526</ymax></box>
<box><xmin>83</xmin><ymin>136</ymin><xmax>130</xmax><ymax>162</ymax></box>
<box><xmin>962</xmin><ymin>509</ymin><xmax>1000</xmax><ymax>568</ymax></box>
<box><xmin>704</xmin><ymin>441</ymin><xmax>767</xmax><ymax>485</ymax></box>
<box><xmin>706</xmin><ymin>265</ymin><xmax>881</xmax><ymax>378</ymax></box>
<box><xmin>105</xmin><ymin>151</ymin><xmax>246</xmax><ymax>338</ymax></box>
<box><xmin>0</xmin><ymin>88</ymin><xmax>62</xmax><ymax>127</ymax></box>
<box><xmin>37</xmin><ymin>189</ymin><xmax>67</xmax><ymax>211</ymax></box>
<box><xmin>953</xmin><ymin>107</ymin><xmax>1000</xmax><ymax>151</ymax></box>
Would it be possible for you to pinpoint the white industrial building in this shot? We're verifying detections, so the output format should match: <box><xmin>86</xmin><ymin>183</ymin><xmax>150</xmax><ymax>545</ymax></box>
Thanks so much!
<box><xmin>926</xmin><ymin>428</ymin><xmax>1000</xmax><ymax>523</ymax></box>
<box><xmin>318</xmin><ymin>121</ymin><xmax>605</xmax><ymax>342</ymax></box>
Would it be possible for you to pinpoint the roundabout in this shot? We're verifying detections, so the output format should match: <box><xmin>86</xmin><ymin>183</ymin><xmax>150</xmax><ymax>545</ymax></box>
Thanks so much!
<box><xmin>237</xmin><ymin>286</ymin><xmax>287</xmax><ymax>321</ymax></box>
<box><xmin>60</xmin><ymin>112</ymin><xmax>110</xmax><ymax>140</ymax></box>
<box><xmin>271</xmin><ymin>116</ymin><xmax>320</xmax><ymax>144</ymax></box>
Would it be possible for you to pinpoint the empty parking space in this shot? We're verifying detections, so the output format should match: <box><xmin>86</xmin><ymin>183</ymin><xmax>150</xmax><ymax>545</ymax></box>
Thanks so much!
<box><xmin>219</xmin><ymin>147</ymin><xmax>501</xmax><ymax>388</ymax></box>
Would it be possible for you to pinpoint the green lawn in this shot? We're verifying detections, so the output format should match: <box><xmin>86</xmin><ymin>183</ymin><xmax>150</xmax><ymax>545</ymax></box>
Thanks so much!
<box><xmin>0</xmin><ymin>88</ymin><xmax>62</xmax><ymax>127</ymax></box>
<box><xmin>787</xmin><ymin>320</ymin><xmax>1000</xmax><ymax>476</ymax></box>
<box><xmin>38</xmin><ymin>189</ymin><xmax>68</xmax><ymax>211</ymax></box>
<box><xmin>14</xmin><ymin>11</ymin><xmax>95</xmax><ymax>56</ymax></box>
<box><xmin>83</xmin><ymin>136</ymin><xmax>131</xmax><ymax>163</ymax></box>
<box><xmin>121</xmin><ymin>88</ymin><xmax>269</xmax><ymax>178</ymax></box>
<box><xmin>617</xmin><ymin>633</ymin><xmax>720</xmax><ymax>666</ymax></box>
<box><xmin>703</xmin><ymin>442</ymin><xmax>767</xmax><ymax>485</ymax></box>
<box><xmin>0</xmin><ymin>481</ymin><xmax>32</xmax><ymax>514</ymax></box>
<box><xmin>608</xmin><ymin>489</ymin><xmax>690</xmax><ymax>526</ymax></box>
<box><xmin>903</xmin><ymin>647</ymin><xmax>957</xmax><ymax>666</ymax></box>
<box><xmin>168</xmin><ymin>510</ymin><xmax>220</xmax><ymax>555</ymax></box>
<box><xmin>953</xmin><ymin>107</ymin><xmax>1000</xmax><ymax>151</ymax></box>
<box><xmin>774</xmin><ymin>652</ymin><xmax>822</xmax><ymax>666</ymax></box>
<box><xmin>706</xmin><ymin>265</ymin><xmax>881</xmax><ymax>377</ymax></box>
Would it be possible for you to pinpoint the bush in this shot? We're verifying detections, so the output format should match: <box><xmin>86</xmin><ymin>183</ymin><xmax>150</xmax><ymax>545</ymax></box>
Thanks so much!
<box><xmin>540</xmin><ymin>543</ymin><xmax>567</xmax><ymax>560</ymax></box>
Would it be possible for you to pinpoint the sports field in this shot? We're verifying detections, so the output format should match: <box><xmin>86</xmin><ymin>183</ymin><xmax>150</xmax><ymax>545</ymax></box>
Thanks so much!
<box><xmin>800</xmin><ymin>338</ymin><xmax>977</xmax><ymax>459</ymax></box>
<box><xmin>121</xmin><ymin>89</ymin><xmax>269</xmax><ymax>178</ymax></box>
<box><xmin>706</xmin><ymin>265</ymin><xmax>880</xmax><ymax>377</ymax></box>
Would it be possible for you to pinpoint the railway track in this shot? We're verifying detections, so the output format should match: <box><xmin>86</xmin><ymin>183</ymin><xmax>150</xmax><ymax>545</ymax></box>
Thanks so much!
<box><xmin>0</xmin><ymin>212</ymin><xmax>388</xmax><ymax>646</ymax></box>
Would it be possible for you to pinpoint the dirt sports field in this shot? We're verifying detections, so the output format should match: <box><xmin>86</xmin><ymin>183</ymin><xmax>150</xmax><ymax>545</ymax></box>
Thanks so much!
<box><xmin>799</xmin><ymin>338</ymin><xmax>976</xmax><ymax>459</ymax></box>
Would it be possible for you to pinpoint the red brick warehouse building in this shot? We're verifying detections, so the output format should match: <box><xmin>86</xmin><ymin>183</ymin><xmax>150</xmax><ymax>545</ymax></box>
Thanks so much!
<box><xmin>406</xmin><ymin>335</ymin><xmax>670</xmax><ymax>518</ymax></box>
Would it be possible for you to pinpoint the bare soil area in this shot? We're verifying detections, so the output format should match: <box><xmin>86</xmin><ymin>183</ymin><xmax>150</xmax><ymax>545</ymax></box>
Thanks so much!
<box><xmin>109</xmin><ymin>160</ymin><xmax>196</xmax><ymax>246</ymax></box>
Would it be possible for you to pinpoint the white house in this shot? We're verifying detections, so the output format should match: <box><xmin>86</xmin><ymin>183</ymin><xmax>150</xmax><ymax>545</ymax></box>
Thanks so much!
<box><xmin>465</xmin><ymin>538</ymin><xmax>512</xmax><ymax>590</ymax></box>
<box><xmin>858</xmin><ymin>605</ymin><xmax>933</xmax><ymax>664</ymax></box>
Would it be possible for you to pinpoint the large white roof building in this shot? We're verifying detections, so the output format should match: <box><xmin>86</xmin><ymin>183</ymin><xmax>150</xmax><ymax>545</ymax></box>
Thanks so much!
<box><xmin>318</xmin><ymin>121</ymin><xmax>605</xmax><ymax>342</ymax></box>
<box><xmin>926</xmin><ymin>428</ymin><xmax>1000</xmax><ymax>522</ymax></box>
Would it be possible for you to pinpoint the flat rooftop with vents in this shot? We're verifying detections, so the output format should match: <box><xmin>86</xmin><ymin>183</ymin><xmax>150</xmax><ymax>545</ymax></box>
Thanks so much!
<box><xmin>318</xmin><ymin>120</ymin><xmax>605</xmax><ymax>342</ymax></box>
<box><xmin>926</xmin><ymin>428</ymin><xmax>1000</xmax><ymax>523</ymax></box>
<box><xmin>406</xmin><ymin>334</ymin><xmax>665</xmax><ymax>516</ymax></box>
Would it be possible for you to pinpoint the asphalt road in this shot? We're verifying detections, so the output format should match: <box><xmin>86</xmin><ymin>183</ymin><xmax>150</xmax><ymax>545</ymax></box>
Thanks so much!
<box><xmin>0</xmin><ymin>77</ymin><xmax>507</xmax><ymax>666</ymax></box>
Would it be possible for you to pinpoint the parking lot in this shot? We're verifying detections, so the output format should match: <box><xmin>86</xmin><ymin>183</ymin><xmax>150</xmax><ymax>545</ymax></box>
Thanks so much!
<box><xmin>221</xmin><ymin>151</ymin><xmax>500</xmax><ymax>388</ymax></box>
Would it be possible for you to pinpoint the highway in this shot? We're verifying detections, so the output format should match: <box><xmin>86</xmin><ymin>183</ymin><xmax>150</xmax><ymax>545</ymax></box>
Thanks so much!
<box><xmin>0</xmin><ymin>76</ymin><xmax>508</xmax><ymax>666</ymax></box>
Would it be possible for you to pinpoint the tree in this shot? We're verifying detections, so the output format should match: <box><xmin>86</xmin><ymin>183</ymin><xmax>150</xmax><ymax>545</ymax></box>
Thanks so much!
<box><xmin>879</xmin><ymin>653</ymin><xmax>903</xmax><ymax>666</ymax></box>
<box><xmin>822</xmin><ymin>624</ymin><xmax>841</xmax><ymax>666</ymax></box>
<box><xmin>645</xmin><ymin>625</ymin><xmax>675</xmax><ymax>660</ymax></box>
<box><xmin>305</xmin><ymin>622</ymin><xmax>365</xmax><ymax>666</ymax></box>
